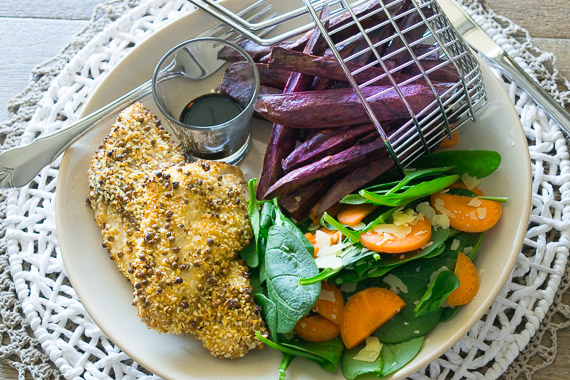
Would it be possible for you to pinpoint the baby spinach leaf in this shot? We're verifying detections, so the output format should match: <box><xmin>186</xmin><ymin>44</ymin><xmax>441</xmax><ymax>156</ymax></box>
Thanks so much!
<box><xmin>340</xmin><ymin>336</ymin><xmax>425</xmax><ymax>379</ymax></box>
<box><xmin>387</xmin><ymin>167</ymin><xmax>454</xmax><ymax>195</ymax></box>
<box><xmin>341</xmin><ymin>342</ymin><xmax>383</xmax><ymax>380</ymax></box>
<box><xmin>341</xmin><ymin>193</ymin><xmax>373</xmax><ymax>205</ymax></box>
<box><xmin>255</xmin><ymin>332</ymin><xmax>335</xmax><ymax>372</ymax></box>
<box><xmin>300</xmin><ymin>246</ymin><xmax>378</xmax><ymax>285</ymax></box>
<box><xmin>239</xmin><ymin>240</ymin><xmax>258</xmax><ymax>268</ymax></box>
<box><xmin>413</xmin><ymin>150</ymin><xmax>501</xmax><ymax>178</ymax></box>
<box><xmin>272</xmin><ymin>198</ymin><xmax>315</xmax><ymax>255</ymax></box>
<box><xmin>440</xmin><ymin>305</ymin><xmax>461</xmax><ymax>322</ymax></box>
<box><xmin>281</xmin><ymin>336</ymin><xmax>344</xmax><ymax>372</ymax></box>
<box><xmin>254</xmin><ymin>293</ymin><xmax>278</xmax><ymax>340</ymax></box>
<box><xmin>446</xmin><ymin>231</ymin><xmax>484</xmax><ymax>260</ymax></box>
<box><xmin>413</xmin><ymin>269</ymin><xmax>459</xmax><ymax>317</ymax></box>
<box><xmin>380</xmin><ymin>336</ymin><xmax>424</xmax><ymax>376</ymax></box>
<box><xmin>360</xmin><ymin>175</ymin><xmax>459</xmax><ymax>207</ymax></box>
<box><xmin>265</xmin><ymin>225</ymin><xmax>320</xmax><ymax>333</ymax></box>
<box><xmin>374</xmin><ymin>253</ymin><xmax>458</xmax><ymax>343</ymax></box>
<box><xmin>299</xmin><ymin>267</ymin><xmax>342</xmax><ymax>285</ymax></box>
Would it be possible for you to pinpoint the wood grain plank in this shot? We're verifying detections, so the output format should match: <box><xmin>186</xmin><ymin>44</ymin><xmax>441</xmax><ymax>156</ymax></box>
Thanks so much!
<box><xmin>486</xmin><ymin>0</ymin><xmax>570</xmax><ymax>39</ymax></box>
<box><xmin>0</xmin><ymin>17</ymin><xmax>87</xmax><ymax>122</ymax></box>
<box><xmin>0</xmin><ymin>0</ymin><xmax>103</xmax><ymax>20</ymax></box>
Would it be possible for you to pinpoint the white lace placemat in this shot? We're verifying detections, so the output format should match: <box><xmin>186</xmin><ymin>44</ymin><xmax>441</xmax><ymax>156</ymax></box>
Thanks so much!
<box><xmin>1</xmin><ymin>0</ymin><xmax>570</xmax><ymax>379</ymax></box>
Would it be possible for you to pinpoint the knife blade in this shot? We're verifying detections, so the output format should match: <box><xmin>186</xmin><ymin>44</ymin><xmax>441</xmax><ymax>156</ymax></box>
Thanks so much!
<box><xmin>436</xmin><ymin>0</ymin><xmax>570</xmax><ymax>135</ymax></box>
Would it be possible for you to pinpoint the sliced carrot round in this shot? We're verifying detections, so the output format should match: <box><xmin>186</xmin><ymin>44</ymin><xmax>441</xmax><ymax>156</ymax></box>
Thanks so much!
<box><xmin>360</xmin><ymin>217</ymin><xmax>432</xmax><ymax>254</ymax></box>
<box><xmin>340</xmin><ymin>287</ymin><xmax>405</xmax><ymax>349</ymax></box>
<box><xmin>312</xmin><ymin>282</ymin><xmax>344</xmax><ymax>325</ymax></box>
<box><xmin>430</xmin><ymin>192</ymin><xmax>501</xmax><ymax>233</ymax></box>
<box><xmin>439</xmin><ymin>130</ymin><xmax>459</xmax><ymax>147</ymax></box>
<box><xmin>337</xmin><ymin>203</ymin><xmax>377</xmax><ymax>227</ymax></box>
<box><xmin>447</xmin><ymin>252</ymin><xmax>479</xmax><ymax>306</ymax></box>
<box><xmin>294</xmin><ymin>315</ymin><xmax>340</xmax><ymax>342</ymax></box>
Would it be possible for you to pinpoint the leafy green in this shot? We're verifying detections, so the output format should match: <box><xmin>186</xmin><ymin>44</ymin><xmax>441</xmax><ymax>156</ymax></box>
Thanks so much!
<box><xmin>374</xmin><ymin>248</ymin><xmax>459</xmax><ymax>343</ymax></box>
<box><xmin>380</xmin><ymin>336</ymin><xmax>424</xmax><ymax>376</ymax></box>
<box><xmin>265</xmin><ymin>225</ymin><xmax>321</xmax><ymax>333</ymax></box>
<box><xmin>239</xmin><ymin>240</ymin><xmax>258</xmax><ymax>268</ymax></box>
<box><xmin>279</xmin><ymin>354</ymin><xmax>294</xmax><ymax>380</ymax></box>
<box><xmin>256</xmin><ymin>332</ymin><xmax>339</xmax><ymax>372</ymax></box>
<box><xmin>413</xmin><ymin>150</ymin><xmax>501</xmax><ymax>178</ymax></box>
<box><xmin>281</xmin><ymin>337</ymin><xmax>344</xmax><ymax>372</ymax></box>
<box><xmin>340</xmin><ymin>336</ymin><xmax>425</xmax><ymax>379</ymax></box>
<box><xmin>341</xmin><ymin>342</ymin><xmax>383</xmax><ymax>380</ymax></box>
<box><xmin>413</xmin><ymin>269</ymin><xmax>459</xmax><ymax>317</ymax></box>
<box><xmin>360</xmin><ymin>175</ymin><xmax>459</xmax><ymax>207</ymax></box>
<box><xmin>254</xmin><ymin>293</ymin><xmax>278</xmax><ymax>339</ymax></box>
<box><xmin>321</xmin><ymin>212</ymin><xmax>360</xmax><ymax>243</ymax></box>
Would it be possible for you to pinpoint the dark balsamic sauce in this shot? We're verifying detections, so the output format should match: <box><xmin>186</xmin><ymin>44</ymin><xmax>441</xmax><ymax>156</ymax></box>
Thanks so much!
<box><xmin>179</xmin><ymin>93</ymin><xmax>242</xmax><ymax>126</ymax></box>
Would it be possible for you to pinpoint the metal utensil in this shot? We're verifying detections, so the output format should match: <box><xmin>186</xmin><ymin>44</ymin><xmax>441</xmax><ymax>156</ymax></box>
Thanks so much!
<box><xmin>190</xmin><ymin>0</ymin><xmax>487</xmax><ymax>169</ymax></box>
<box><xmin>0</xmin><ymin>0</ymin><xmax>274</xmax><ymax>189</ymax></box>
<box><xmin>436</xmin><ymin>0</ymin><xmax>570</xmax><ymax>134</ymax></box>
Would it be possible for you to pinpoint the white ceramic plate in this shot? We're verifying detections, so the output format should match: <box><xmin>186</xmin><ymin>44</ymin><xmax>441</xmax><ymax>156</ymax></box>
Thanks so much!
<box><xmin>56</xmin><ymin>1</ymin><xmax>532</xmax><ymax>379</ymax></box>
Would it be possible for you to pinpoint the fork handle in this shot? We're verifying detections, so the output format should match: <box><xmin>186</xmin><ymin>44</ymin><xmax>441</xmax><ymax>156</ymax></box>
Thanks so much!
<box><xmin>0</xmin><ymin>80</ymin><xmax>152</xmax><ymax>188</ymax></box>
<box><xmin>493</xmin><ymin>52</ymin><xmax>570</xmax><ymax>134</ymax></box>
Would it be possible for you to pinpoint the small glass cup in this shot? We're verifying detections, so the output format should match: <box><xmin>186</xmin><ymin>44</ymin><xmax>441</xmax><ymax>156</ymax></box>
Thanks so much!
<box><xmin>152</xmin><ymin>37</ymin><xmax>260</xmax><ymax>164</ymax></box>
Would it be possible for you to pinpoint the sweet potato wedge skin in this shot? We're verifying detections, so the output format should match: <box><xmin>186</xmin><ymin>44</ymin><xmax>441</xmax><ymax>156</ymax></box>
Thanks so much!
<box><xmin>256</xmin><ymin>9</ymin><xmax>330</xmax><ymax>200</ymax></box>
<box><xmin>255</xmin><ymin>83</ymin><xmax>454</xmax><ymax>129</ymax></box>
<box><xmin>264</xmin><ymin>135</ymin><xmax>385</xmax><ymax>198</ymax></box>
<box><xmin>282</xmin><ymin>124</ymin><xmax>376</xmax><ymax>173</ymax></box>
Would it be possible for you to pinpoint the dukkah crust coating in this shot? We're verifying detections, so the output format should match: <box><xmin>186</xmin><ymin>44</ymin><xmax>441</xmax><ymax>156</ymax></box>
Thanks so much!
<box><xmin>88</xmin><ymin>102</ymin><xmax>266</xmax><ymax>358</ymax></box>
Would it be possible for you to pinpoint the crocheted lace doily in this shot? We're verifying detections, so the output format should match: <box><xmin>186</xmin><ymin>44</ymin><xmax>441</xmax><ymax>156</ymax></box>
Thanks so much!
<box><xmin>1</xmin><ymin>0</ymin><xmax>569</xmax><ymax>379</ymax></box>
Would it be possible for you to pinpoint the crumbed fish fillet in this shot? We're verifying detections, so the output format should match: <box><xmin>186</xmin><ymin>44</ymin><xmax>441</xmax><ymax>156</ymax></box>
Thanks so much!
<box><xmin>88</xmin><ymin>102</ymin><xmax>266</xmax><ymax>358</ymax></box>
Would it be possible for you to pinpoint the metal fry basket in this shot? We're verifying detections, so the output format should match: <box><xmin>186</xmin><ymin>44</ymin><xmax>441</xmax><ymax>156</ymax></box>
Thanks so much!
<box><xmin>189</xmin><ymin>0</ymin><xmax>486</xmax><ymax>170</ymax></box>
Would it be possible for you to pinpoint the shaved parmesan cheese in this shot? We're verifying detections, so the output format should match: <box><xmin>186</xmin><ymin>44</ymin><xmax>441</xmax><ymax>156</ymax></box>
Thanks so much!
<box><xmin>434</xmin><ymin>197</ymin><xmax>454</xmax><ymax>218</ymax></box>
<box><xmin>477</xmin><ymin>207</ymin><xmax>487</xmax><ymax>219</ymax></box>
<box><xmin>353</xmin><ymin>337</ymin><xmax>382</xmax><ymax>362</ymax></box>
<box><xmin>432</xmin><ymin>214</ymin><xmax>450</xmax><ymax>229</ymax></box>
<box><xmin>314</xmin><ymin>255</ymin><xmax>343</xmax><ymax>269</ymax></box>
<box><xmin>352</xmin><ymin>222</ymin><xmax>366</xmax><ymax>230</ymax></box>
<box><xmin>450</xmin><ymin>239</ymin><xmax>460</xmax><ymax>251</ymax></box>
<box><xmin>319</xmin><ymin>288</ymin><xmax>336</xmax><ymax>303</ymax></box>
<box><xmin>416</xmin><ymin>202</ymin><xmax>436</xmax><ymax>223</ymax></box>
<box><xmin>393</xmin><ymin>208</ymin><xmax>423</xmax><ymax>226</ymax></box>
<box><xmin>468</xmin><ymin>198</ymin><xmax>482</xmax><ymax>207</ymax></box>
<box><xmin>372</xmin><ymin>224</ymin><xmax>412</xmax><ymax>239</ymax></box>
<box><xmin>340</xmin><ymin>282</ymin><xmax>357</xmax><ymax>293</ymax></box>
<box><xmin>461</xmin><ymin>173</ymin><xmax>481</xmax><ymax>189</ymax></box>
<box><xmin>383</xmin><ymin>274</ymin><xmax>408</xmax><ymax>294</ymax></box>
<box><xmin>315</xmin><ymin>229</ymin><xmax>332</xmax><ymax>249</ymax></box>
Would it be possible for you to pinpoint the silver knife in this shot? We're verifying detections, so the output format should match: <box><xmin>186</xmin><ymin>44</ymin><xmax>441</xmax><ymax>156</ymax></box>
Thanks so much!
<box><xmin>436</xmin><ymin>0</ymin><xmax>570</xmax><ymax>134</ymax></box>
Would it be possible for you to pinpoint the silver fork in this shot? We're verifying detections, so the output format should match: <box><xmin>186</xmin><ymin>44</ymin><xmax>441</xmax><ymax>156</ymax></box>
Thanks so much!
<box><xmin>0</xmin><ymin>0</ymin><xmax>274</xmax><ymax>189</ymax></box>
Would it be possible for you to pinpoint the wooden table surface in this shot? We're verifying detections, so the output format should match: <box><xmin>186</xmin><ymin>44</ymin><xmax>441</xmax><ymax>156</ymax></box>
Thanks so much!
<box><xmin>1</xmin><ymin>0</ymin><xmax>569</xmax><ymax>379</ymax></box>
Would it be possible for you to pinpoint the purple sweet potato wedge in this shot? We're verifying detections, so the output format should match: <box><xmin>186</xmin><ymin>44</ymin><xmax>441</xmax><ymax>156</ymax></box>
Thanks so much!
<box><xmin>255</xmin><ymin>83</ymin><xmax>455</xmax><ymax>128</ymax></box>
<box><xmin>282</xmin><ymin>123</ymin><xmax>376</xmax><ymax>172</ymax></box>
<box><xmin>264</xmin><ymin>135</ymin><xmax>385</xmax><ymax>198</ymax></box>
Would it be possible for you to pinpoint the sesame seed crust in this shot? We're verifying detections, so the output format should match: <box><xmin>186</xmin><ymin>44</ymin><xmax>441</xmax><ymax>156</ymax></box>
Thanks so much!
<box><xmin>88</xmin><ymin>102</ymin><xmax>266</xmax><ymax>359</ymax></box>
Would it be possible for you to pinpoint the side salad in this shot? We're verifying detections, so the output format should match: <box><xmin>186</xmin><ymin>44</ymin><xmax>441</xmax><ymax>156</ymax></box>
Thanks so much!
<box><xmin>242</xmin><ymin>149</ymin><xmax>506</xmax><ymax>379</ymax></box>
